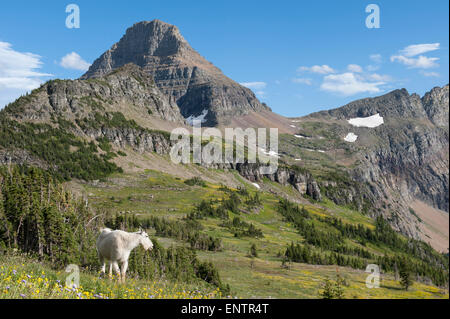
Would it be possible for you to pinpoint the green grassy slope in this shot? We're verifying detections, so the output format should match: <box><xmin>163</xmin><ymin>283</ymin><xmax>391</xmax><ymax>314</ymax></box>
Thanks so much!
<box><xmin>72</xmin><ymin>169</ymin><xmax>448</xmax><ymax>299</ymax></box>
<box><xmin>0</xmin><ymin>254</ymin><xmax>224</xmax><ymax>299</ymax></box>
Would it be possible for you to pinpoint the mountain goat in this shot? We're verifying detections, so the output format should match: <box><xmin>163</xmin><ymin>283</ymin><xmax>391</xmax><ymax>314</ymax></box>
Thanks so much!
<box><xmin>96</xmin><ymin>228</ymin><xmax>153</xmax><ymax>282</ymax></box>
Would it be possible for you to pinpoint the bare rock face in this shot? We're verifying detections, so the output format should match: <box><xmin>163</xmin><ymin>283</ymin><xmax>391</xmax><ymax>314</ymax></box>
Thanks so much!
<box><xmin>422</xmin><ymin>85</ymin><xmax>449</xmax><ymax>127</ymax></box>
<box><xmin>6</xmin><ymin>63</ymin><xmax>184</xmax><ymax>125</ymax></box>
<box><xmin>0</xmin><ymin>149</ymin><xmax>48</xmax><ymax>170</ymax></box>
<box><xmin>340</xmin><ymin>86</ymin><xmax>448</xmax><ymax>212</ymax></box>
<box><xmin>82</xmin><ymin>20</ymin><xmax>269</xmax><ymax>126</ymax></box>
<box><xmin>307</xmin><ymin>85</ymin><xmax>449</xmax><ymax>238</ymax></box>
<box><xmin>1</xmin><ymin>63</ymin><xmax>184</xmax><ymax>158</ymax></box>
<box><xmin>234</xmin><ymin>163</ymin><xmax>322</xmax><ymax>201</ymax></box>
<box><xmin>322</xmin><ymin>88</ymin><xmax>427</xmax><ymax>119</ymax></box>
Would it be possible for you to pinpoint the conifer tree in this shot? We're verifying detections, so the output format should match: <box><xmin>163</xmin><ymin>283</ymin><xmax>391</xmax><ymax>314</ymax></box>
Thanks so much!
<box><xmin>399</xmin><ymin>258</ymin><xmax>413</xmax><ymax>291</ymax></box>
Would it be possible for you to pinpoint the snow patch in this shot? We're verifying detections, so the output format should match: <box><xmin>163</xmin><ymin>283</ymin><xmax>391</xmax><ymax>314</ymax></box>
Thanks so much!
<box><xmin>290</xmin><ymin>125</ymin><xmax>296</xmax><ymax>128</ymax></box>
<box><xmin>294</xmin><ymin>134</ymin><xmax>310</xmax><ymax>139</ymax></box>
<box><xmin>186</xmin><ymin>109</ymin><xmax>209</xmax><ymax>126</ymax></box>
<box><xmin>252</xmin><ymin>183</ymin><xmax>261</xmax><ymax>189</ymax></box>
<box><xmin>260</xmin><ymin>148</ymin><xmax>280</xmax><ymax>158</ymax></box>
<box><xmin>305</xmin><ymin>149</ymin><xmax>326</xmax><ymax>153</ymax></box>
<box><xmin>344</xmin><ymin>132</ymin><xmax>358</xmax><ymax>143</ymax></box>
<box><xmin>348</xmin><ymin>113</ymin><xmax>384</xmax><ymax>128</ymax></box>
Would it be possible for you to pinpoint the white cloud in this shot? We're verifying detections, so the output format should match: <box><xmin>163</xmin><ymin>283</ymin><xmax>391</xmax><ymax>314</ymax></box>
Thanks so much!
<box><xmin>400</xmin><ymin>43</ymin><xmax>440</xmax><ymax>57</ymax></box>
<box><xmin>369</xmin><ymin>54</ymin><xmax>382</xmax><ymax>63</ymax></box>
<box><xmin>320</xmin><ymin>72</ymin><xmax>385</xmax><ymax>96</ymax></box>
<box><xmin>0</xmin><ymin>77</ymin><xmax>43</xmax><ymax>90</ymax></box>
<box><xmin>60</xmin><ymin>52</ymin><xmax>91</xmax><ymax>71</ymax></box>
<box><xmin>240</xmin><ymin>82</ymin><xmax>267</xmax><ymax>90</ymax></box>
<box><xmin>366</xmin><ymin>73</ymin><xmax>392</xmax><ymax>82</ymax></box>
<box><xmin>347</xmin><ymin>64</ymin><xmax>363</xmax><ymax>73</ymax></box>
<box><xmin>420</xmin><ymin>71</ymin><xmax>440</xmax><ymax>77</ymax></box>
<box><xmin>0</xmin><ymin>42</ymin><xmax>51</xmax><ymax>85</ymax></box>
<box><xmin>0</xmin><ymin>41</ymin><xmax>52</xmax><ymax>107</ymax></box>
<box><xmin>366</xmin><ymin>65</ymin><xmax>380</xmax><ymax>72</ymax></box>
<box><xmin>391</xmin><ymin>43</ymin><xmax>440</xmax><ymax>69</ymax></box>
<box><xmin>298</xmin><ymin>65</ymin><xmax>335</xmax><ymax>74</ymax></box>
<box><xmin>390</xmin><ymin>55</ymin><xmax>439</xmax><ymax>69</ymax></box>
<box><xmin>292</xmin><ymin>78</ymin><xmax>312</xmax><ymax>85</ymax></box>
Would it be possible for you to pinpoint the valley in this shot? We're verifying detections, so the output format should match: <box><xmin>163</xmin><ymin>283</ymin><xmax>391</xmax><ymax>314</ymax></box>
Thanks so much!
<box><xmin>0</xmin><ymin>19</ymin><xmax>448</xmax><ymax>300</ymax></box>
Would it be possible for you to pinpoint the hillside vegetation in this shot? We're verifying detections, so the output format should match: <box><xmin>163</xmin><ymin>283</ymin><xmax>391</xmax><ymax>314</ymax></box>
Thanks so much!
<box><xmin>1</xmin><ymin>164</ymin><xmax>447</xmax><ymax>299</ymax></box>
<box><xmin>0</xmin><ymin>253</ymin><xmax>224</xmax><ymax>299</ymax></box>
<box><xmin>0</xmin><ymin>18</ymin><xmax>447</xmax><ymax>300</ymax></box>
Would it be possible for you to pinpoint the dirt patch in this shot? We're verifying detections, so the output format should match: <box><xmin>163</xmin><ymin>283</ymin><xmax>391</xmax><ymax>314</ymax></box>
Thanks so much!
<box><xmin>224</xmin><ymin>110</ymin><xmax>297</xmax><ymax>134</ymax></box>
<box><xmin>410</xmin><ymin>200</ymin><xmax>449</xmax><ymax>253</ymax></box>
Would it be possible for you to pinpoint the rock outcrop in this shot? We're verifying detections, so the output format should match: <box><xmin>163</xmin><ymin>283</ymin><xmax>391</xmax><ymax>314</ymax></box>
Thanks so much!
<box><xmin>83</xmin><ymin>126</ymin><xmax>174</xmax><ymax>155</ymax></box>
<box><xmin>234</xmin><ymin>163</ymin><xmax>322</xmax><ymax>201</ymax></box>
<box><xmin>307</xmin><ymin>85</ymin><xmax>449</xmax><ymax>238</ymax></box>
<box><xmin>6</xmin><ymin>64</ymin><xmax>184</xmax><ymax>125</ymax></box>
<box><xmin>82</xmin><ymin>20</ymin><xmax>269</xmax><ymax>126</ymax></box>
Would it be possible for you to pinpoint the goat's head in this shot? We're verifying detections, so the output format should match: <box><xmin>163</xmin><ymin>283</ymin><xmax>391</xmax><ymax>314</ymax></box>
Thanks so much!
<box><xmin>137</xmin><ymin>229</ymin><xmax>153</xmax><ymax>251</ymax></box>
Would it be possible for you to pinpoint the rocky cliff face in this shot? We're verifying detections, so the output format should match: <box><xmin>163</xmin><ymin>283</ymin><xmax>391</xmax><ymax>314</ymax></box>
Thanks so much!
<box><xmin>307</xmin><ymin>85</ymin><xmax>449</xmax><ymax>238</ymax></box>
<box><xmin>0</xmin><ymin>60</ymin><xmax>320</xmax><ymax>200</ymax></box>
<box><xmin>422</xmin><ymin>85</ymin><xmax>449</xmax><ymax>127</ymax></box>
<box><xmin>83</xmin><ymin>126</ymin><xmax>174</xmax><ymax>155</ymax></box>
<box><xmin>234</xmin><ymin>163</ymin><xmax>322</xmax><ymax>201</ymax></box>
<box><xmin>0</xmin><ymin>149</ymin><xmax>48</xmax><ymax>170</ymax></box>
<box><xmin>81</xmin><ymin>20</ymin><xmax>269</xmax><ymax>126</ymax></box>
<box><xmin>189</xmin><ymin>159</ymin><xmax>322</xmax><ymax>201</ymax></box>
<box><xmin>7</xmin><ymin>64</ymin><xmax>184</xmax><ymax>125</ymax></box>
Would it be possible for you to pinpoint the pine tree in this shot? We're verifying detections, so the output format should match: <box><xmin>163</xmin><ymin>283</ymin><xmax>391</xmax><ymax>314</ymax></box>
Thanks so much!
<box><xmin>399</xmin><ymin>258</ymin><xmax>413</xmax><ymax>291</ymax></box>
<box><xmin>250</xmin><ymin>243</ymin><xmax>258</xmax><ymax>258</ymax></box>
<box><xmin>319</xmin><ymin>278</ymin><xmax>335</xmax><ymax>299</ymax></box>
<box><xmin>319</xmin><ymin>275</ymin><xmax>345</xmax><ymax>299</ymax></box>
<box><xmin>334</xmin><ymin>274</ymin><xmax>346</xmax><ymax>299</ymax></box>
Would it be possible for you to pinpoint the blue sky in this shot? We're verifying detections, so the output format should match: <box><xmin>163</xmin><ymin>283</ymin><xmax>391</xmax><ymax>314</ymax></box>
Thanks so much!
<box><xmin>0</xmin><ymin>0</ymin><xmax>448</xmax><ymax>116</ymax></box>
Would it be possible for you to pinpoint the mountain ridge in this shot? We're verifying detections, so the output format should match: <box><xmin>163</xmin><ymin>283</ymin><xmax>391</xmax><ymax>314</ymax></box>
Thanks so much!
<box><xmin>308</xmin><ymin>85</ymin><xmax>449</xmax><ymax>126</ymax></box>
<box><xmin>0</xmin><ymin>20</ymin><xmax>447</xmax><ymax>251</ymax></box>
<box><xmin>287</xmin><ymin>84</ymin><xmax>448</xmax><ymax>246</ymax></box>
<box><xmin>82</xmin><ymin>19</ymin><xmax>269</xmax><ymax>126</ymax></box>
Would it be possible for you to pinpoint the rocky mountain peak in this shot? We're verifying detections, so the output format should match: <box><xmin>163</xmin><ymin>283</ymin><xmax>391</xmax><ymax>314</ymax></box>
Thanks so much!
<box><xmin>123</xmin><ymin>20</ymin><xmax>187</xmax><ymax>56</ymax></box>
<box><xmin>82</xmin><ymin>20</ymin><xmax>268</xmax><ymax>126</ymax></box>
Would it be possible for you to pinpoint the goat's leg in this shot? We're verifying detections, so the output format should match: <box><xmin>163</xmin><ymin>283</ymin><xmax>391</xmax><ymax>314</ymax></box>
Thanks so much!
<box><xmin>109</xmin><ymin>263</ymin><xmax>113</xmax><ymax>280</ymax></box>
<box><xmin>120</xmin><ymin>260</ymin><xmax>128</xmax><ymax>283</ymax></box>
<box><xmin>99</xmin><ymin>256</ymin><xmax>106</xmax><ymax>276</ymax></box>
<box><xmin>112</xmin><ymin>261</ymin><xmax>121</xmax><ymax>282</ymax></box>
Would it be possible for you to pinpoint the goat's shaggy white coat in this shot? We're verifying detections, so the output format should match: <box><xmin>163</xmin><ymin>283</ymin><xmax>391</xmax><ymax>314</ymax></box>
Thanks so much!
<box><xmin>96</xmin><ymin>228</ymin><xmax>153</xmax><ymax>282</ymax></box>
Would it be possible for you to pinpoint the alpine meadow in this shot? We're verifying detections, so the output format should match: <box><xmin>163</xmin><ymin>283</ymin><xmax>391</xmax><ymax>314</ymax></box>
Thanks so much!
<box><xmin>0</xmin><ymin>2</ymin><xmax>449</xmax><ymax>302</ymax></box>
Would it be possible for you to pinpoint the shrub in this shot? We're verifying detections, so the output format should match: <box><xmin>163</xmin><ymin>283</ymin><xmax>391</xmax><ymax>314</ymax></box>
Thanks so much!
<box><xmin>184</xmin><ymin>177</ymin><xmax>206</xmax><ymax>187</ymax></box>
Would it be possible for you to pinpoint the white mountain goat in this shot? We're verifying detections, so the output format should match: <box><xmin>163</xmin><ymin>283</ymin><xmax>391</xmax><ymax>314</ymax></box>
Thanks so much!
<box><xmin>96</xmin><ymin>228</ymin><xmax>153</xmax><ymax>282</ymax></box>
